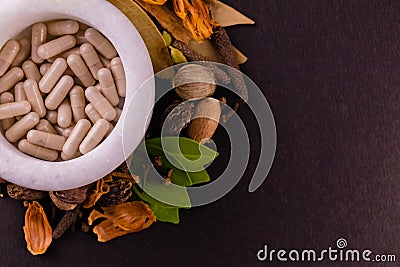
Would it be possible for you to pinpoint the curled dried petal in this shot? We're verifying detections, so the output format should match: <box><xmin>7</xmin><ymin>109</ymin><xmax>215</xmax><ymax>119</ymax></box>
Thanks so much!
<box><xmin>83</xmin><ymin>178</ymin><xmax>110</xmax><ymax>209</ymax></box>
<box><xmin>89</xmin><ymin>201</ymin><xmax>156</xmax><ymax>242</ymax></box>
<box><xmin>142</xmin><ymin>0</ymin><xmax>168</xmax><ymax>5</ymax></box>
<box><xmin>23</xmin><ymin>201</ymin><xmax>52</xmax><ymax>255</ymax></box>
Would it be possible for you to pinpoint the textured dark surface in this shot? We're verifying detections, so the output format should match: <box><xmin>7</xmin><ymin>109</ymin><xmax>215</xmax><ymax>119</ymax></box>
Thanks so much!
<box><xmin>1</xmin><ymin>1</ymin><xmax>400</xmax><ymax>266</ymax></box>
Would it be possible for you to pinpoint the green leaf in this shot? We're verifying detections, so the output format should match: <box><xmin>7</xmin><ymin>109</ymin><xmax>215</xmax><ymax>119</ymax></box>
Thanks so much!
<box><xmin>146</xmin><ymin>137</ymin><xmax>219</xmax><ymax>168</ymax></box>
<box><xmin>133</xmin><ymin>185</ymin><xmax>172</xmax><ymax>208</ymax></box>
<box><xmin>162</xmin><ymin>31</ymin><xmax>172</xmax><ymax>47</ymax></box>
<box><xmin>149</xmin><ymin>204</ymin><xmax>180</xmax><ymax>224</ymax></box>
<box><xmin>188</xmin><ymin>169</ymin><xmax>210</xmax><ymax>185</ymax></box>
<box><xmin>170</xmin><ymin>169</ymin><xmax>192</xmax><ymax>187</ymax></box>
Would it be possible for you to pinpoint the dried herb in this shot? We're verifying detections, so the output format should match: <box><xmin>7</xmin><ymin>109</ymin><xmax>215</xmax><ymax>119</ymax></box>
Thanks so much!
<box><xmin>51</xmin><ymin>186</ymin><xmax>89</xmax><ymax>204</ymax></box>
<box><xmin>53</xmin><ymin>208</ymin><xmax>80</xmax><ymax>240</ymax></box>
<box><xmin>210</xmin><ymin>1</ymin><xmax>255</xmax><ymax>27</ymax></box>
<box><xmin>97</xmin><ymin>179</ymin><xmax>133</xmax><ymax>207</ymax></box>
<box><xmin>23</xmin><ymin>201</ymin><xmax>52</xmax><ymax>255</ymax></box>
<box><xmin>83</xmin><ymin>178</ymin><xmax>110</xmax><ymax>208</ymax></box>
<box><xmin>7</xmin><ymin>184</ymin><xmax>47</xmax><ymax>200</ymax></box>
<box><xmin>213</xmin><ymin>27</ymin><xmax>248</xmax><ymax>102</ymax></box>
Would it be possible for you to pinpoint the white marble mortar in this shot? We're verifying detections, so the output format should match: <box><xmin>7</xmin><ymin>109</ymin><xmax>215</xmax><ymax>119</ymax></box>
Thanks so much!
<box><xmin>0</xmin><ymin>0</ymin><xmax>155</xmax><ymax>190</ymax></box>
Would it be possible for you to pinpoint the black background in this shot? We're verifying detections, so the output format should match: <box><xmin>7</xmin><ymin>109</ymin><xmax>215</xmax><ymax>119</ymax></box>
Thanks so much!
<box><xmin>1</xmin><ymin>1</ymin><xmax>400</xmax><ymax>266</ymax></box>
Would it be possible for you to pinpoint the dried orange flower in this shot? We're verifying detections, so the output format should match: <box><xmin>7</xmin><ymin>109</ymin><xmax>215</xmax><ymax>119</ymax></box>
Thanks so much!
<box><xmin>143</xmin><ymin>0</ymin><xmax>168</xmax><ymax>5</ymax></box>
<box><xmin>23</xmin><ymin>201</ymin><xmax>52</xmax><ymax>255</ymax></box>
<box><xmin>88</xmin><ymin>201</ymin><xmax>156</xmax><ymax>242</ymax></box>
<box><xmin>144</xmin><ymin>0</ymin><xmax>218</xmax><ymax>41</ymax></box>
<box><xmin>83</xmin><ymin>177</ymin><xmax>110</xmax><ymax>209</ymax></box>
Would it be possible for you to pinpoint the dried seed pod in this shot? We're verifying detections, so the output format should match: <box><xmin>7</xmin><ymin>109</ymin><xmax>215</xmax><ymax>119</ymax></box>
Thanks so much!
<box><xmin>173</xmin><ymin>64</ymin><xmax>216</xmax><ymax>100</ymax></box>
<box><xmin>160</xmin><ymin>100</ymin><xmax>195</xmax><ymax>135</ymax></box>
<box><xmin>187</xmin><ymin>97</ymin><xmax>221</xmax><ymax>142</ymax></box>
<box><xmin>7</xmin><ymin>184</ymin><xmax>47</xmax><ymax>200</ymax></box>
<box><xmin>53</xmin><ymin>208</ymin><xmax>80</xmax><ymax>240</ymax></box>
<box><xmin>51</xmin><ymin>186</ymin><xmax>89</xmax><ymax>204</ymax></box>
<box><xmin>97</xmin><ymin>180</ymin><xmax>133</xmax><ymax>207</ymax></box>
<box><xmin>23</xmin><ymin>201</ymin><xmax>52</xmax><ymax>255</ymax></box>
<box><xmin>49</xmin><ymin>191</ymin><xmax>77</xmax><ymax>211</ymax></box>
<box><xmin>88</xmin><ymin>201</ymin><xmax>156</xmax><ymax>242</ymax></box>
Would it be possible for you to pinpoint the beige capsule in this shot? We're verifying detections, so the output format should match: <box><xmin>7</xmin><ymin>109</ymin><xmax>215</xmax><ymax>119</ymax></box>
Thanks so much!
<box><xmin>85</xmin><ymin>86</ymin><xmax>116</xmax><ymax>121</ymax></box>
<box><xmin>84</xmin><ymin>28</ymin><xmax>117</xmax><ymax>60</ymax></box>
<box><xmin>74</xmin><ymin>30</ymin><xmax>87</xmax><ymax>45</ymax></box>
<box><xmin>5</xmin><ymin>112</ymin><xmax>39</xmax><ymax>143</ymax></box>
<box><xmin>18</xmin><ymin>139</ymin><xmax>58</xmax><ymax>161</ymax></box>
<box><xmin>39</xmin><ymin>63</ymin><xmax>52</xmax><ymax>76</ymax></box>
<box><xmin>46</xmin><ymin>110</ymin><xmax>58</xmax><ymax>125</ymax></box>
<box><xmin>60</xmin><ymin>151</ymin><xmax>82</xmax><ymax>161</ymax></box>
<box><xmin>0</xmin><ymin>92</ymin><xmax>16</xmax><ymax>130</ymax></box>
<box><xmin>98</xmin><ymin>68</ymin><xmax>119</xmax><ymax>106</ymax></box>
<box><xmin>69</xmin><ymin>86</ymin><xmax>87</xmax><ymax>123</ymax></box>
<box><xmin>67</xmin><ymin>54</ymin><xmax>95</xmax><ymax>87</ymax></box>
<box><xmin>23</xmin><ymin>79</ymin><xmax>46</xmax><ymax>118</ymax></box>
<box><xmin>54</xmin><ymin>124</ymin><xmax>74</xmax><ymax>137</ymax></box>
<box><xmin>0</xmin><ymin>100</ymin><xmax>31</xmax><ymax>120</ymax></box>
<box><xmin>84</xmin><ymin>103</ymin><xmax>102</xmax><ymax>124</ymax></box>
<box><xmin>11</xmin><ymin>38</ymin><xmax>30</xmax><ymax>68</ymax></box>
<box><xmin>106</xmin><ymin>121</ymin><xmax>114</xmax><ymax>137</ymax></box>
<box><xmin>0</xmin><ymin>40</ymin><xmax>20</xmax><ymax>76</ymax></box>
<box><xmin>48</xmin><ymin>47</ymin><xmax>80</xmax><ymax>62</ymax></box>
<box><xmin>27</xmin><ymin>129</ymin><xmax>66</xmax><ymax>151</ymax></box>
<box><xmin>35</xmin><ymin>119</ymin><xmax>57</xmax><ymax>134</ymax></box>
<box><xmin>0</xmin><ymin>67</ymin><xmax>24</xmax><ymax>94</ymax></box>
<box><xmin>113</xmin><ymin>107</ymin><xmax>122</xmax><ymax>123</ymax></box>
<box><xmin>80</xmin><ymin>43</ymin><xmax>103</xmax><ymax>80</ymax></box>
<box><xmin>22</xmin><ymin>60</ymin><xmax>41</xmax><ymax>83</ymax></box>
<box><xmin>14</xmin><ymin>82</ymin><xmax>27</xmax><ymax>120</ymax></box>
<box><xmin>31</xmin><ymin>23</ymin><xmax>47</xmax><ymax>64</ymax></box>
<box><xmin>37</xmin><ymin>35</ymin><xmax>76</xmax><ymax>60</ymax></box>
<box><xmin>62</xmin><ymin>119</ymin><xmax>91</xmax><ymax>156</ymax></box>
<box><xmin>57</xmin><ymin>99</ymin><xmax>72</xmax><ymax>128</ymax></box>
<box><xmin>110</xmin><ymin>57</ymin><xmax>126</xmax><ymax>97</ymax></box>
<box><xmin>99</xmin><ymin>55</ymin><xmax>111</xmax><ymax>69</ymax></box>
<box><xmin>39</xmin><ymin>58</ymin><xmax>68</xmax><ymax>93</ymax></box>
<box><xmin>45</xmin><ymin>75</ymin><xmax>74</xmax><ymax>110</ymax></box>
<box><xmin>79</xmin><ymin>119</ymin><xmax>109</xmax><ymax>154</ymax></box>
<box><xmin>47</xmin><ymin>20</ymin><xmax>79</xmax><ymax>36</ymax></box>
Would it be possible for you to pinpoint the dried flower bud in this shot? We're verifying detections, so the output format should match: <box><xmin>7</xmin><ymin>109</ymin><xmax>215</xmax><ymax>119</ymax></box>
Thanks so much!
<box><xmin>23</xmin><ymin>201</ymin><xmax>52</xmax><ymax>255</ymax></box>
<box><xmin>83</xmin><ymin>178</ymin><xmax>110</xmax><ymax>209</ymax></box>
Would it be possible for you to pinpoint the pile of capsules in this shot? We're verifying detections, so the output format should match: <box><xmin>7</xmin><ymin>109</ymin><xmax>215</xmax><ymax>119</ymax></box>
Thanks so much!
<box><xmin>0</xmin><ymin>20</ymin><xmax>126</xmax><ymax>161</ymax></box>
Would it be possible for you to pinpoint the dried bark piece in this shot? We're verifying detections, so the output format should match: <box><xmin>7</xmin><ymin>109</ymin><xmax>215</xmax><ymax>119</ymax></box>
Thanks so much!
<box><xmin>53</xmin><ymin>208</ymin><xmax>80</xmax><ymax>240</ymax></box>
<box><xmin>88</xmin><ymin>201</ymin><xmax>156</xmax><ymax>242</ymax></box>
<box><xmin>97</xmin><ymin>180</ymin><xmax>133</xmax><ymax>207</ymax></box>
<box><xmin>23</xmin><ymin>201</ymin><xmax>52</xmax><ymax>255</ymax></box>
<box><xmin>109</xmin><ymin>0</ymin><xmax>173</xmax><ymax>73</ymax></box>
<box><xmin>7</xmin><ymin>184</ymin><xmax>47</xmax><ymax>200</ymax></box>
<box><xmin>132</xmin><ymin>0</ymin><xmax>192</xmax><ymax>44</ymax></box>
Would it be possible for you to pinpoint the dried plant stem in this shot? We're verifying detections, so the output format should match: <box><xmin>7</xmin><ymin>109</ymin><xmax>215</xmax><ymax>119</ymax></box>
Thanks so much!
<box><xmin>171</xmin><ymin>40</ymin><xmax>231</xmax><ymax>84</ymax></box>
<box><xmin>53</xmin><ymin>208</ymin><xmax>80</xmax><ymax>240</ymax></box>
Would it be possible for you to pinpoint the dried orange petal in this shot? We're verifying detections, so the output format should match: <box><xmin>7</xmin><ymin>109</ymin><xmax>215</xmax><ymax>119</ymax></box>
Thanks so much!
<box><xmin>23</xmin><ymin>201</ymin><xmax>52</xmax><ymax>255</ymax></box>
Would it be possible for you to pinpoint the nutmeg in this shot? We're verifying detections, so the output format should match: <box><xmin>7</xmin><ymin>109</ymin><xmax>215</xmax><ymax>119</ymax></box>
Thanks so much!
<box><xmin>173</xmin><ymin>64</ymin><xmax>216</xmax><ymax>100</ymax></box>
<box><xmin>187</xmin><ymin>98</ymin><xmax>221</xmax><ymax>142</ymax></box>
